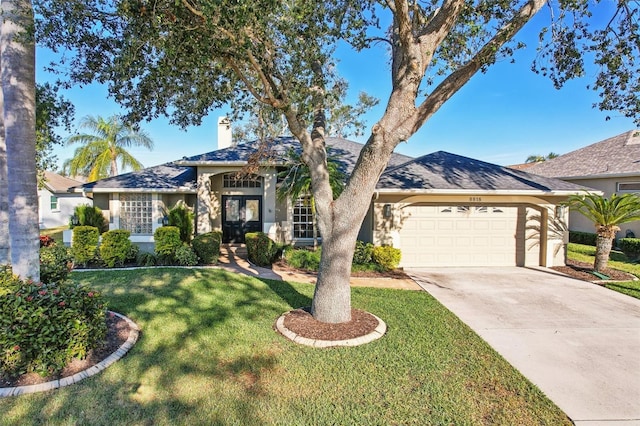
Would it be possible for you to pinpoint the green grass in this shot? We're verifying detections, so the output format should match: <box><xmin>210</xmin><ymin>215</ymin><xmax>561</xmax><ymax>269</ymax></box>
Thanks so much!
<box><xmin>567</xmin><ymin>243</ymin><xmax>640</xmax><ymax>299</ymax></box>
<box><xmin>39</xmin><ymin>226</ymin><xmax>68</xmax><ymax>242</ymax></box>
<box><xmin>0</xmin><ymin>268</ymin><xmax>571</xmax><ymax>425</ymax></box>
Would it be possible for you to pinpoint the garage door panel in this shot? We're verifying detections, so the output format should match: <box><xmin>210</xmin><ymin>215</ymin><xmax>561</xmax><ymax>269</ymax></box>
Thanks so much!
<box><xmin>399</xmin><ymin>205</ymin><xmax>518</xmax><ymax>267</ymax></box>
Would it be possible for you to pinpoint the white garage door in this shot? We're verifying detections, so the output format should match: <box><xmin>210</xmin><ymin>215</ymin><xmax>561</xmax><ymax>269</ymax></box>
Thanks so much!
<box><xmin>399</xmin><ymin>205</ymin><xmax>518</xmax><ymax>267</ymax></box>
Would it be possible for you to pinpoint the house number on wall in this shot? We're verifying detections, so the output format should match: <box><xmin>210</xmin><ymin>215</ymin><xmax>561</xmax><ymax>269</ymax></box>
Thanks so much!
<box><xmin>469</xmin><ymin>197</ymin><xmax>482</xmax><ymax>202</ymax></box>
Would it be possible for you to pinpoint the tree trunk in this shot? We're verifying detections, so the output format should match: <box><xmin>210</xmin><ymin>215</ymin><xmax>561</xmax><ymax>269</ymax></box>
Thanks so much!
<box><xmin>594</xmin><ymin>231</ymin><xmax>615</xmax><ymax>273</ymax></box>
<box><xmin>311</xmin><ymin>197</ymin><xmax>318</xmax><ymax>251</ymax></box>
<box><xmin>1</xmin><ymin>0</ymin><xmax>39</xmax><ymax>281</ymax></box>
<box><xmin>0</xmin><ymin>80</ymin><xmax>9</xmax><ymax>265</ymax></box>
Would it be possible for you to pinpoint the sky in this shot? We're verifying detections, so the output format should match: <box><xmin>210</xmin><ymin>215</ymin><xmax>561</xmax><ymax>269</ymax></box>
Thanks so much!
<box><xmin>37</xmin><ymin>7</ymin><xmax>637</xmax><ymax>173</ymax></box>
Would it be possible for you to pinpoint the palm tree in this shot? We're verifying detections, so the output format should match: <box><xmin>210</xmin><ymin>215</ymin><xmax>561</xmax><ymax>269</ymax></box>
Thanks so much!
<box><xmin>277</xmin><ymin>148</ymin><xmax>345</xmax><ymax>250</ymax></box>
<box><xmin>2</xmin><ymin>0</ymin><xmax>39</xmax><ymax>281</ymax></box>
<box><xmin>525</xmin><ymin>152</ymin><xmax>560</xmax><ymax>163</ymax></box>
<box><xmin>566</xmin><ymin>192</ymin><xmax>640</xmax><ymax>272</ymax></box>
<box><xmin>64</xmin><ymin>115</ymin><xmax>154</xmax><ymax>180</ymax></box>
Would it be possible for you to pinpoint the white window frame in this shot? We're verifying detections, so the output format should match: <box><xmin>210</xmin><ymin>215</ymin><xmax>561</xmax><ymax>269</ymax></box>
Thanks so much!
<box><xmin>617</xmin><ymin>182</ymin><xmax>640</xmax><ymax>192</ymax></box>
<box><xmin>292</xmin><ymin>196</ymin><xmax>315</xmax><ymax>239</ymax></box>
<box><xmin>50</xmin><ymin>195</ymin><xmax>59</xmax><ymax>211</ymax></box>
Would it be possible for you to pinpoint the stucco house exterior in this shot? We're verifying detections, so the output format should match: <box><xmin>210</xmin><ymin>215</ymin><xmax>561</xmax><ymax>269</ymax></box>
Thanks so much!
<box><xmin>526</xmin><ymin>130</ymin><xmax>640</xmax><ymax>239</ymax></box>
<box><xmin>70</xmin><ymin>132</ymin><xmax>590</xmax><ymax>268</ymax></box>
<box><xmin>38</xmin><ymin>171</ymin><xmax>92</xmax><ymax>229</ymax></box>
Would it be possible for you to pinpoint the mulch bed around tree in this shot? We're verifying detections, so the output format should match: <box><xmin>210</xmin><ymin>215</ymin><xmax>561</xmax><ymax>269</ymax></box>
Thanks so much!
<box><xmin>551</xmin><ymin>259</ymin><xmax>638</xmax><ymax>283</ymax></box>
<box><xmin>282</xmin><ymin>308</ymin><xmax>379</xmax><ymax>341</ymax></box>
<box><xmin>0</xmin><ymin>315</ymin><xmax>131</xmax><ymax>388</ymax></box>
<box><xmin>273</xmin><ymin>260</ymin><xmax>411</xmax><ymax>280</ymax></box>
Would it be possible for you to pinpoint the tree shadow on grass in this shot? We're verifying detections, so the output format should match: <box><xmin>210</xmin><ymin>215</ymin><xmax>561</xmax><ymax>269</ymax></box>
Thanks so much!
<box><xmin>259</xmin><ymin>278</ymin><xmax>312</xmax><ymax>310</ymax></box>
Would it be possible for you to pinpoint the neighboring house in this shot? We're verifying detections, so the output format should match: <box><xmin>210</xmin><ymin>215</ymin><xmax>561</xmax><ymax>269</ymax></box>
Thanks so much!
<box><xmin>38</xmin><ymin>171</ymin><xmax>92</xmax><ymax>229</ymax></box>
<box><xmin>71</xmin><ymin>126</ymin><xmax>591</xmax><ymax>268</ymax></box>
<box><xmin>526</xmin><ymin>130</ymin><xmax>640</xmax><ymax>239</ymax></box>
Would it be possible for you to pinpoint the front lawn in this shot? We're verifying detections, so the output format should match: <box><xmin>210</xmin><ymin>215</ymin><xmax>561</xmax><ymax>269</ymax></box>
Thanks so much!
<box><xmin>0</xmin><ymin>268</ymin><xmax>570</xmax><ymax>425</ymax></box>
<box><xmin>567</xmin><ymin>243</ymin><xmax>640</xmax><ymax>299</ymax></box>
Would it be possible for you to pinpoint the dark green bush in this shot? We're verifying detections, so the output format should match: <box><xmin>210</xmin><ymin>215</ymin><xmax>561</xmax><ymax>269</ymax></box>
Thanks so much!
<box><xmin>245</xmin><ymin>232</ymin><xmax>280</xmax><ymax>266</ymax></box>
<box><xmin>372</xmin><ymin>246</ymin><xmax>402</xmax><ymax>271</ymax></box>
<box><xmin>0</xmin><ymin>269</ymin><xmax>107</xmax><ymax>377</ymax></box>
<box><xmin>72</xmin><ymin>226</ymin><xmax>100</xmax><ymax>267</ymax></box>
<box><xmin>569</xmin><ymin>231</ymin><xmax>597</xmax><ymax>246</ymax></box>
<box><xmin>619</xmin><ymin>238</ymin><xmax>640</xmax><ymax>260</ymax></box>
<box><xmin>175</xmin><ymin>245</ymin><xmax>199</xmax><ymax>266</ymax></box>
<box><xmin>127</xmin><ymin>244</ymin><xmax>140</xmax><ymax>264</ymax></box>
<box><xmin>40</xmin><ymin>243</ymin><xmax>73</xmax><ymax>284</ymax></box>
<box><xmin>71</xmin><ymin>204</ymin><xmax>108</xmax><ymax>233</ymax></box>
<box><xmin>284</xmin><ymin>247</ymin><xmax>321</xmax><ymax>271</ymax></box>
<box><xmin>154</xmin><ymin>226</ymin><xmax>182</xmax><ymax>264</ymax></box>
<box><xmin>137</xmin><ymin>251</ymin><xmax>157</xmax><ymax>267</ymax></box>
<box><xmin>99</xmin><ymin>230</ymin><xmax>133</xmax><ymax>268</ymax></box>
<box><xmin>192</xmin><ymin>231</ymin><xmax>222</xmax><ymax>264</ymax></box>
<box><xmin>167</xmin><ymin>202</ymin><xmax>194</xmax><ymax>243</ymax></box>
<box><xmin>353</xmin><ymin>241</ymin><xmax>374</xmax><ymax>265</ymax></box>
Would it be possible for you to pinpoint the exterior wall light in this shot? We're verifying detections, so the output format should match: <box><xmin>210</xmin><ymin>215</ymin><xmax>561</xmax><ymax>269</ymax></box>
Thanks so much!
<box><xmin>383</xmin><ymin>204</ymin><xmax>392</xmax><ymax>218</ymax></box>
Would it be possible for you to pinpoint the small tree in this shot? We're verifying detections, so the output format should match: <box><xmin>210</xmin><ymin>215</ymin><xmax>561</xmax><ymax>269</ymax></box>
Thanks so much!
<box><xmin>277</xmin><ymin>148</ymin><xmax>345</xmax><ymax>250</ymax></box>
<box><xmin>566</xmin><ymin>192</ymin><xmax>640</xmax><ymax>272</ymax></box>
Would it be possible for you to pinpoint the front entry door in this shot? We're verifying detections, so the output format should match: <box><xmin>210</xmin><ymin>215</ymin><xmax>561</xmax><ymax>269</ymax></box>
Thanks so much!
<box><xmin>222</xmin><ymin>195</ymin><xmax>262</xmax><ymax>243</ymax></box>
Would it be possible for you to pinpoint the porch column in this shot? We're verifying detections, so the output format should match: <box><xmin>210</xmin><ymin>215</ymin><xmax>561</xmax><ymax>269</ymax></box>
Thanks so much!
<box><xmin>196</xmin><ymin>172</ymin><xmax>214</xmax><ymax>234</ymax></box>
<box><xmin>539</xmin><ymin>207</ymin><xmax>549</xmax><ymax>267</ymax></box>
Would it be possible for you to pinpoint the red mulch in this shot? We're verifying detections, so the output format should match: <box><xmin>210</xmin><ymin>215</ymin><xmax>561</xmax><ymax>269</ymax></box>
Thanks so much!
<box><xmin>0</xmin><ymin>315</ymin><xmax>131</xmax><ymax>388</ymax></box>
<box><xmin>551</xmin><ymin>259</ymin><xmax>637</xmax><ymax>282</ymax></box>
<box><xmin>282</xmin><ymin>308</ymin><xmax>379</xmax><ymax>341</ymax></box>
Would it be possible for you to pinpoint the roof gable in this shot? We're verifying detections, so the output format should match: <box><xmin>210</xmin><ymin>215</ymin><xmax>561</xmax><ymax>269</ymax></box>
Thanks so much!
<box><xmin>377</xmin><ymin>151</ymin><xmax>588</xmax><ymax>192</ymax></box>
<box><xmin>526</xmin><ymin>130</ymin><xmax>640</xmax><ymax>178</ymax></box>
<box><xmin>42</xmin><ymin>171</ymin><xmax>84</xmax><ymax>193</ymax></box>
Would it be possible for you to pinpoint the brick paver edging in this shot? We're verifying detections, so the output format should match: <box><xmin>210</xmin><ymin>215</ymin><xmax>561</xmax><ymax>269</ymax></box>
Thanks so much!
<box><xmin>0</xmin><ymin>311</ymin><xmax>140</xmax><ymax>398</ymax></box>
<box><xmin>275</xmin><ymin>312</ymin><xmax>387</xmax><ymax>348</ymax></box>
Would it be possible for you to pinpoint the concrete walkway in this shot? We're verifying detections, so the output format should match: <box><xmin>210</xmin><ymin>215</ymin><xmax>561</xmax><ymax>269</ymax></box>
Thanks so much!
<box><xmin>407</xmin><ymin>267</ymin><xmax>640</xmax><ymax>425</ymax></box>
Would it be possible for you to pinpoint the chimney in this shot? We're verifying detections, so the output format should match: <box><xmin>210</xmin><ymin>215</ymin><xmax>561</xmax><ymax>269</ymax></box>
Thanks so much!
<box><xmin>217</xmin><ymin>116</ymin><xmax>232</xmax><ymax>150</ymax></box>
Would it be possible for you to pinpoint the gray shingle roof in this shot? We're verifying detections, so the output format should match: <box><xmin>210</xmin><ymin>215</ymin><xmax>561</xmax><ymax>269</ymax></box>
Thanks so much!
<box><xmin>377</xmin><ymin>151</ymin><xmax>588</xmax><ymax>193</ymax></box>
<box><xmin>77</xmin><ymin>163</ymin><xmax>197</xmax><ymax>193</ymax></box>
<box><xmin>526</xmin><ymin>130</ymin><xmax>640</xmax><ymax>178</ymax></box>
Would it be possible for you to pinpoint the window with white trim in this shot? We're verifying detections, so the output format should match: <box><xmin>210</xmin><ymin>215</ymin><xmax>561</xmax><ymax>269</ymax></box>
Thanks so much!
<box><xmin>50</xmin><ymin>196</ymin><xmax>59</xmax><ymax>211</ymax></box>
<box><xmin>119</xmin><ymin>193</ymin><xmax>153</xmax><ymax>234</ymax></box>
<box><xmin>617</xmin><ymin>182</ymin><xmax>640</xmax><ymax>192</ymax></box>
<box><xmin>293</xmin><ymin>196</ymin><xmax>314</xmax><ymax>239</ymax></box>
<box><xmin>223</xmin><ymin>173</ymin><xmax>262</xmax><ymax>188</ymax></box>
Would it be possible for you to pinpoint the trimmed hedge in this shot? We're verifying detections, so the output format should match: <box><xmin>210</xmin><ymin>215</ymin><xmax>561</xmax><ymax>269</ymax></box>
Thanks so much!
<box><xmin>192</xmin><ymin>231</ymin><xmax>222</xmax><ymax>264</ymax></box>
<box><xmin>72</xmin><ymin>226</ymin><xmax>100</xmax><ymax>267</ymax></box>
<box><xmin>154</xmin><ymin>226</ymin><xmax>182</xmax><ymax>264</ymax></box>
<box><xmin>40</xmin><ymin>243</ymin><xmax>73</xmax><ymax>284</ymax></box>
<box><xmin>353</xmin><ymin>241</ymin><xmax>374</xmax><ymax>265</ymax></box>
<box><xmin>100</xmin><ymin>230</ymin><xmax>133</xmax><ymax>268</ymax></box>
<box><xmin>72</xmin><ymin>204</ymin><xmax>108</xmax><ymax>233</ymax></box>
<box><xmin>0</xmin><ymin>267</ymin><xmax>107</xmax><ymax>377</ymax></box>
<box><xmin>246</xmin><ymin>232</ymin><xmax>280</xmax><ymax>267</ymax></box>
<box><xmin>619</xmin><ymin>238</ymin><xmax>640</xmax><ymax>260</ymax></box>
<box><xmin>372</xmin><ymin>246</ymin><xmax>402</xmax><ymax>271</ymax></box>
<box><xmin>569</xmin><ymin>231</ymin><xmax>597</xmax><ymax>246</ymax></box>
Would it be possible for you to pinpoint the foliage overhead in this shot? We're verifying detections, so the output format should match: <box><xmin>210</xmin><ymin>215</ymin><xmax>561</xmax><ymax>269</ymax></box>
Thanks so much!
<box><xmin>525</xmin><ymin>152</ymin><xmax>559</xmax><ymax>163</ymax></box>
<box><xmin>35</xmin><ymin>83</ymin><xmax>75</xmax><ymax>174</ymax></box>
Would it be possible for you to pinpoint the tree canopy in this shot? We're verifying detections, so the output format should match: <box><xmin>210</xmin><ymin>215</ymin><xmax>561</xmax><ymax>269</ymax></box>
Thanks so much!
<box><xmin>36</xmin><ymin>82</ymin><xmax>75</xmax><ymax>174</ymax></box>
<box><xmin>34</xmin><ymin>0</ymin><xmax>640</xmax><ymax>323</ymax></box>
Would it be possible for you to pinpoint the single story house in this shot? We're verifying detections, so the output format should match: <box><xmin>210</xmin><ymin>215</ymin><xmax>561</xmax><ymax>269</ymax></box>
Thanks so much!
<box><xmin>38</xmin><ymin>171</ymin><xmax>92</xmax><ymax>229</ymax></box>
<box><xmin>71</xmin><ymin>131</ymin><xmax>590</xmax><ymax>268</ymax></box>
<box><xmin>526</xmin><ymin>130</ymin><xmax>640</xmax><ymax>239</ymax></box>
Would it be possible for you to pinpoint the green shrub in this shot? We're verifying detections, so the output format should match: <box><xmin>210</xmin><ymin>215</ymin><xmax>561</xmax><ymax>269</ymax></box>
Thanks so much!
<box><xmin>569</xmin><ymin>231</ymin><xmax>597</xmax><ymax>246</ymax></box>
<box><xmin>0</xmin><ymin>269</ymin><xmax>107</xmax><ymax>377</ymax></box>
<box><xmin>619</xmin><ymin>238</ymin><xmax>640</xmax><ymax>260</ymax></box>
<box><xmin>175</xmin><ymin>245</ymin><xmax>199</xmax><ymax>266</ymax></box>
<box><xmin>137</xmin><ymin>251</ymin><xmax>157</xmax><ymax>267</ymax></box>
<box><xmin>245</xmin><ymin>232</ymin><xmax>280</xmax><ymax>266</ymax></box>
<box><xmin>127</xmin><ymin>244</ymin><xmax>140</xmax><ymax>264</ymax></box>
<box><xmin>192</xmin><ymin>231</ymin><xmax>222</xmax><ymax>264</ymax></box>
<box><xmin>99</xmin><ymin>230</ymin><xmax>133</xmax><ymax>268</ymax></box>
<box><xmin>71</xmin><ymin>204</ymin><xmax>108</xmax><ymax>233</ymax></box>
<box><xmin>167</xmin><ymin>202</ymin><xmax>195</xmax><ymax>243</ymax></box>
<box><xmin>40</xmin><ymin>243</ymin><xmax>73</xmax><ymax>284</ymax></box>
<box><xmin>284</xmin><ymin>247</ymin><xmax>321</xmax><ymax>271</ymax></box>
<box><xmin>154</xmin><ymin>226</ymin><xmax>182</xmax><ymax>264</ymax></box>
<box><xmin>372</xmin><ymin>246</ymin><xmax>402</xmax><ymax>271</ymax></box>
<box><xmin>353</xmin><ymin>241</ymin><xmax>374</xmax><ymax>265</ymax></box>
<box><xmin>72</xmin><ymin>226</ymin><xmax>100</xmax><ymax>267</ymax></box>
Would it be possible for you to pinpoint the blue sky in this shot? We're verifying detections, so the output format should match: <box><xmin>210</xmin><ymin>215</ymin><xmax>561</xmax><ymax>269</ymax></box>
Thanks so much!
<box><xmin>37</xmin><ymin>8</ymin><xmax>637</xmax><ymax>172</ymax></box>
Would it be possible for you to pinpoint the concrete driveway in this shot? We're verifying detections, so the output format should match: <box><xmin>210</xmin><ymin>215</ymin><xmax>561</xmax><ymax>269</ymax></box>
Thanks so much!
<box><xmin>407</xmin><ymin>267</ymin><xmax>640</xmax><ymax>425</ymax></box>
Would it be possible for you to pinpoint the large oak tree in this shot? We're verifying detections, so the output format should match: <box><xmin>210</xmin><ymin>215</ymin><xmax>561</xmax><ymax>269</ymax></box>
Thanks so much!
<box><xmin>36</xmin><ymin>0</ymin><xmax>640</xmax><ymax>323</ymax></box>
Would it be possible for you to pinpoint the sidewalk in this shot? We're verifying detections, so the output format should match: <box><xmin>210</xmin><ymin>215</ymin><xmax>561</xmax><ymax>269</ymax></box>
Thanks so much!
<box><xmin>219</xmin><ymin>244</ymin><xmax>421</xmax><ymax>290</ymax></box>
